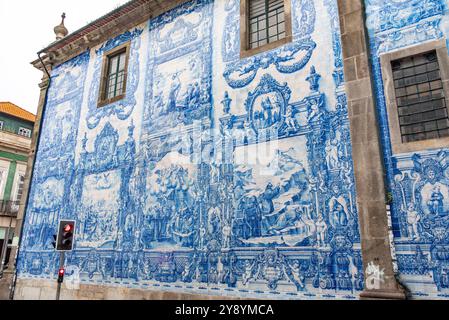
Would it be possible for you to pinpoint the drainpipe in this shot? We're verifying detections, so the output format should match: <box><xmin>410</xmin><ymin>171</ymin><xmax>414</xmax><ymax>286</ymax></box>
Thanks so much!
<box><xmin>8</xmin><ymin>52</ymin><xmax>52</xmax><ymax>300</ymax></box>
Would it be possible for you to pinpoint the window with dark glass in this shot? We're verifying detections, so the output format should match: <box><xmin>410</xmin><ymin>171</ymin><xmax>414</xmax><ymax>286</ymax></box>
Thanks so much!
<box><xmin>248</xmin><ymin>0</ymin><xmax>285</xmax><ymax>49</ymax></box>
<box><xmin>98</xmin><ymin>43</ymin><xmax>130</xmax><ymax>107</ymax></box>
<box><xmin>106</xmin><ymin>50</ymin><xmax>127</xmax><ymax>100</ymax></box>
<box><xmin>392</xmin><ymin>51</ymin><xmax>449</xmax><ymax>143</ymax></box>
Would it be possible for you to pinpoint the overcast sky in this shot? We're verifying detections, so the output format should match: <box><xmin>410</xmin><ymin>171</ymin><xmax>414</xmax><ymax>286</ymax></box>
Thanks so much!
<box><xmin>0</xmin><ymin>0</ymin><xmax>128</xmax><ymax>114</ymax></box>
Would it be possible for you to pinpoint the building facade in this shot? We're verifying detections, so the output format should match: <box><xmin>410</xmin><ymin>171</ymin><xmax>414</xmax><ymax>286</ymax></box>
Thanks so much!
<box><xmin>365</xmin><ymin>0</ymin><xmax>449</xmax><ymax>298</ymax></box>
<box><xmin>10</xmin><ymin>0</ymin><xmax>449</xmax><ymax>300</ymax></box>
<box><xmin>0</xmin><ymin>102</ymin><xmax>35</xmax><ymax>290</ymax></box>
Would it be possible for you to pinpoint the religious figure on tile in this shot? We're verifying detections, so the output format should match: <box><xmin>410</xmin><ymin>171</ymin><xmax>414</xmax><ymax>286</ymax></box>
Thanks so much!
<box><xmin>328</xmin><ymin>183</ymin><xmax>351</xmax><ymax>229</ymax></box>
<box><xmin>166</xmin><ymin>71</ymin><xmax>182</xmax><ymax>113</ymax></box>
<box><xmin>284</xmin><ymin>105</ymin><xmax>299</xmax><ymax>132</ymax></box>
<box><xmin>315</xmin><ymin>213</ymin><xmax>328</xmax><ymax>247</ymax></box>
<box><xmin>325</xmin><ymin>138</ymin><xmax>340</xmax><ymax>170</ymax></box>
<box><xmin>402</xmin><ymin>203</ymin><xmax>421</xmax><ymax>241</ymax></box>
<box><xmin>307</xmin><ymin>99</ymin><xmax>324</xmax><ymax>123</ymax></box>
<box><xmin>428</xmin><ymin>185</ymin><xmax>445</xmax><ymax>217</ymax></box>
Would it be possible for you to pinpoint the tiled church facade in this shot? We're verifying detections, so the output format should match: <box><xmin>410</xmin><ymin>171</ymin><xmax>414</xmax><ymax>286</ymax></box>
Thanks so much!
<box><xmin>10</xmin><ymin>0</ymin><xmax>449</xmax><ymax>300</ymax></box>
<box><xmin>365</xmin><ymin>0</ymin><xmax>449</xmax><ymax>298</ymax></box>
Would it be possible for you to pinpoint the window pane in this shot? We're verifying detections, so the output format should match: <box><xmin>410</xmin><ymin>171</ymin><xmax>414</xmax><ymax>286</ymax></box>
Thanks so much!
<box><xmin>439</xmin><ymin>128</ymin><xmax>449</xmax><ymax>137</ymax></box>
<box><xmin>268</xmin><ymin>26</ymin><xmax>277</xmax><ymax>38</ymax></box>
<box><xmin>118</xmin><ymin>53</ymin><xmax>126</xmax><ymax>71</ymax></box>
<box><xmin>278</xmin><ymin>22</ymin><xmax>285</xmax><ymax>34</ymax></box>
<box><xmin>414</xmin><ymin>64</ymin><xmax>427</xmax><ymax>74</ymax></box>
<box><xmin>277</xmin><ymin>12</ymin><xmax>284</xmax><ymax>23</ymax></box>
<box><xmin>109</xmin><ymin>56</ymin><xmax>118</xmax><ymax>74</ymax></box>
<box><xmin>248</xmin><ymin>0</ymin><xmax>286</xmax><ymax>49</ymax></box>
<box><xmin>250</xmin><ymin>32</ymin><xmax>258</xmax><ymax>43</ymax></box>
<box><xmin>250</xmin><ymin>22</ymin><xmax>257</xmax><ymax>33</ymax></box>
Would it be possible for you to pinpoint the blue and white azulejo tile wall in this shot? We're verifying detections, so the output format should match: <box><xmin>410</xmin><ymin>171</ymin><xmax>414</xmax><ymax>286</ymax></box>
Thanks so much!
<box><xmin>18</xmin><ymin>0</ymin><xmax>363</xmax><ymax>299</ymax></box>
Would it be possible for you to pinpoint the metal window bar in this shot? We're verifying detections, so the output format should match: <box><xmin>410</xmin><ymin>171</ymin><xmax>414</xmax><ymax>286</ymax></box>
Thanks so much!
<box><xmin>392</xmin><ymin>51</ymin><xmax>449</xmax><ymax>143</ymax></box>
<box><xmin>249</xmin><ymin>0</ymin><xmax>285</xmax><ymax>49</ymax></box>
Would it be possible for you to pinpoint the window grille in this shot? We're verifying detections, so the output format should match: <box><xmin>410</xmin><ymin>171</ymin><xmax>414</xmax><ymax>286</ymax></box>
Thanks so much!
<box><xmin>391</xmin><ymin>51</ymin><xmax>449</xmax><ymax>143</ymax></box>
<box><xmin>248</xmin><ymin>0</ymin><xmax>285</xmax><ymax>49</ymax></box>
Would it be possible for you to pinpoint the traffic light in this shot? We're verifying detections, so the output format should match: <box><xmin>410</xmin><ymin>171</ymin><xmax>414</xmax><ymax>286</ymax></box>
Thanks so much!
<box><xmin>56</xmin><ymin>220</ymin><xmax>76</xmax><ymax>251</ymax></box>
<box><xmin>58</xmin><ymin>268</ymin><xmax>65</xmax><ymax>283</ymax></box>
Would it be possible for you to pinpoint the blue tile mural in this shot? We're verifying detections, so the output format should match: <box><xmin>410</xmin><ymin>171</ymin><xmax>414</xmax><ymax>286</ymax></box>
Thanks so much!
<box><xmin>17</xmin><ymin>0</ymin><xmax>363</xmax><ymax>299</ymax></box>
<box><xmin>365</xmin><ymin>0</ymin><xmax>449</xmax><ymax>298</ymax></box>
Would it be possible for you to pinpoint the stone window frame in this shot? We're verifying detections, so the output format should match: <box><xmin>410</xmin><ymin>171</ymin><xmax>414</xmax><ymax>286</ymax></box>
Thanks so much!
<box><xmin>380</xmin><ymin>39</ymin><xmax>449</xmax><ymax>155</ymax></box>
<box><xmin>240</xmin><ymin>0</ymin><xmax>292</xmax><ymax>59</ymax></box>
<box><xmin>97</xmin><ymin>41</ymin><xmax>131</xmax><ymax>108</ymax></box>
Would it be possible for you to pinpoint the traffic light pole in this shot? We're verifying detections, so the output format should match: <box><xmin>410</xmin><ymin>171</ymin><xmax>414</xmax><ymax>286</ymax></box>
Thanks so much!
<box><xmin>56</xmin><ymin>251</ymin><xmax>65</xmax><ymax>301</ymax></box>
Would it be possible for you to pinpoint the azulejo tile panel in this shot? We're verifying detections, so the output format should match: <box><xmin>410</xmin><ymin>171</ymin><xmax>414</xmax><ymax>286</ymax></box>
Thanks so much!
<box><xmin>365</xmin><ymin>0</ymin><xmax>449</xmax><ymax>298</ymax></box>
<box><xmin>18</xmin><ymin>0</ymin><xmax>363</xmax><ymax>299</ymax></box>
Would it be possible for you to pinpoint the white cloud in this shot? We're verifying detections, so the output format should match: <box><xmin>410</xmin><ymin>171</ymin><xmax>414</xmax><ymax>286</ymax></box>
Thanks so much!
<box><xmin>0</xmin><ymin>0</ymin><xmax>128</xmax><ymax>114</ymax></box>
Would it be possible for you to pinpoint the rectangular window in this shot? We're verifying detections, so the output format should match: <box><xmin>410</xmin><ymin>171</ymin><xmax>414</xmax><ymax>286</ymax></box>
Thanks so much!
<box><xmin>380</xmin><ymin>40</ymin><xmax>449</xmax><ymax>154</ymax></box>
<box><xmin>0</xmin><ymin>121</ymin><xmax>3</xmax><ymax>130</ymax></box>
<box><xmin>98</xmin><ymin>42</ymin><xmax>130</xmax><ymax>107</ymax></box>
<box><xmin>9</xmin><ymin>174</ymin><xmax>25</xmax><ymax>214</ymax></box>
<box><xmin>241</xmin><ymin>0</ymin><xmax>292</xmax><ymax>58</ymax></box>
<box><xmin>391</xmin><ymin>51</ymin><xmax>449</xmax><ymax>143</ymax></box>
<box><xmin>106</xmin><ymin>51</ymin><xmax>127</xmax><ymax>100</ymax></box>
<box><xmin>249</xmin><ymin>0</ymin><xmax>285</xmax><ymax>49</ymax></box>
<box><xmin>18</xmin><ymin>127</ymin><xmax>31</xmax><ymax>138</ymax></box>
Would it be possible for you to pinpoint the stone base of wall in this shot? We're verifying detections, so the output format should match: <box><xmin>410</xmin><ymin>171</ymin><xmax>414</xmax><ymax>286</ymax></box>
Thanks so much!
<box><xmin>13</xmin><ymin>279</ymin><xmax>246</xmax><ymax>300</ymax></box>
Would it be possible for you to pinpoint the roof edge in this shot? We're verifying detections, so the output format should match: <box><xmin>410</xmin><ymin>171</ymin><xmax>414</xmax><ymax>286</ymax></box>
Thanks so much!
<box><xmin>0</xmin><ymin>102</ymin><xmax>36</xmax><ymax>123</ymax></box>
<box><xmin>37</xmin><ymin>0</ymin><xmax>143</xmax><ymax>55</ymax></box>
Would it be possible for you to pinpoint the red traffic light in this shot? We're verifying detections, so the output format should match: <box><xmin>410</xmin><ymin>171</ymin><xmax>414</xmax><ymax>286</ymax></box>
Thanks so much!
<box><xmin>63</xmin><ymin>224</ymin><xmax>73</xmax><ymax>233</ymax></box>
<box><xmin>56</xmin><ymin>220</ymin><xmax>76</xmax><ymax>251</ymax></box>
<box><xmin>58</xmin><ymin>268</ymin><xmax>65</xmax><ymax>284</ymax></box>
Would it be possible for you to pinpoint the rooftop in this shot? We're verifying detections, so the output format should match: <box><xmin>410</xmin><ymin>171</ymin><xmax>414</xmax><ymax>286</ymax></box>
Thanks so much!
<box><xmin>0</xmin><ymin>102</ymin><xmax>36</xmax><ymax>123</ymax></box>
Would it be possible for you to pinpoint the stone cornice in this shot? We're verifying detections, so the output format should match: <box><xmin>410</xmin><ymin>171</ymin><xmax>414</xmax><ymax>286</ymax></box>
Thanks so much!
<box><xmin>32</xmin><ymin>0</ymin><xmax>189</xmax><ymax>70</ymax></box>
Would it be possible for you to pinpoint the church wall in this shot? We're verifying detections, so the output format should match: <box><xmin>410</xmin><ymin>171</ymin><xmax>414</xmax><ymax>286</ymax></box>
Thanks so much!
<box><xmin>16</xmin><ymin>0</ymin><xmax>363</xmax><ymax>300</ymax></box>
<box><xmin>365</xmin><ymin>0</ymin><xmax>449</xmax><ymax>299</ymax></box>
